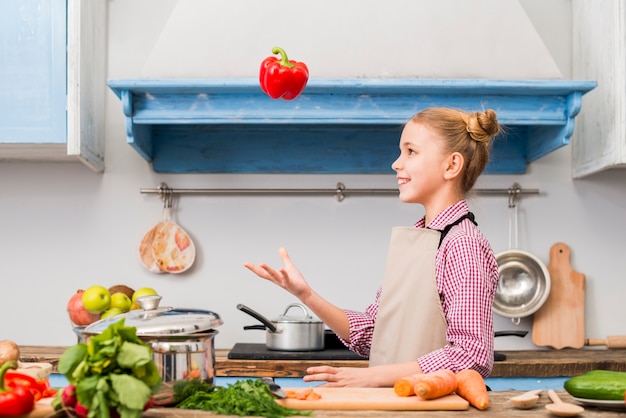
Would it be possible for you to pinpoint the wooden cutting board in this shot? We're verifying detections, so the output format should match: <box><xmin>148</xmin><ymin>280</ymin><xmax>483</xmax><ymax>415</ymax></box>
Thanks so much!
<box><xmin>25</xmin><ymin>397</ymin><xmax>57</xmax><ymax>417</ymax></box>
<box><xmin>276</xmin><ymin>388</ymin><xmax>469</xmax><ymax>410</ymax></box>
<box><xmin>532</xmin><ymin>242</ymin><xmax>586</xmax><ymax>349</ymax></box>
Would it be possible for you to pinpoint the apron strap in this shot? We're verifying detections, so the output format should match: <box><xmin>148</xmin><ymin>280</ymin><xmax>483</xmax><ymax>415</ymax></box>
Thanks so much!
<box><xmin>436</xmin><ymin>212</ymin><xmax>477</xmax><ymax>248</ymax></box>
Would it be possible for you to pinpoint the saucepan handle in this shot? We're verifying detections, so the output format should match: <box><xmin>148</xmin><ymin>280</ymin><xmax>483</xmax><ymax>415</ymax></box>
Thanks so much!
<box><xmin>237</xmin><ymin>303</ymin><xmax>278</xmax><ymax>333</ymax></box>
<box><xmin>495</xmin><ymin>330</ymin><xmax>529</xmax><ymax>338</ymax></box>
<box><xmin>243</xmin><ymin>324</ymin><xmax>267</xmax><ymax>331</ymax></box>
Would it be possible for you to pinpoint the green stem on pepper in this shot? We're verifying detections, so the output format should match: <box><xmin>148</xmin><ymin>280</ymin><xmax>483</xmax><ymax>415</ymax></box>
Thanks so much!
<box><xmin>271</xmin><ymin>46</ymin><xmax>295</xmax><ymax>68</ymax></box>
<box><xmin>0</xmin><ymin>361</ymin><xmax>35</xmax><ymax>416</ymax></box>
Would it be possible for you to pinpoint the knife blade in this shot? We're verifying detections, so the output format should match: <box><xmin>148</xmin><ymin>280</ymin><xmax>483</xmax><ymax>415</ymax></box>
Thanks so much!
<box><xmin>260</xmin><ymin>377</ymin><xmax>286</xmax><ymax>399</ymax></box>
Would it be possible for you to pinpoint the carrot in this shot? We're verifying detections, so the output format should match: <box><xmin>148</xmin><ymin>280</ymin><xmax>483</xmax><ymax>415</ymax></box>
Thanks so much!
<box><xmin>305</xmin><ymin>391</ymin><xmax>322</xmax><ymax>400</ymax></box>
<box><xmin>413</xmin><ymin>369</ymin><xmax>457</xmax><ymax>400</ymax></box>
<box><xmin>394</xmin><ymin>374</ymin><xmax>422</xmax><ymax>397</ymax></box>
<box><xmin>284</xmin><ymin>388</ymin><xmax>322</xmax><ymax>400</ymax></box>
<box><xmin>295</xmin><ymin>388</ymin><xmax>313</xmax><ymax>400</ymax></box>
<box><xmin>455</xmin><ymin>369</ymin><xmax>489</xmax><ymax>410</ymax></box>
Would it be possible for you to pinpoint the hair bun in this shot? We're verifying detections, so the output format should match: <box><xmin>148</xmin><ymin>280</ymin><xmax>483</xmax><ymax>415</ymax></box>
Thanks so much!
<box><xmin>466</xmin><ymin>109</ymin><xmax>501</xmax><ymax>143</ymax></box>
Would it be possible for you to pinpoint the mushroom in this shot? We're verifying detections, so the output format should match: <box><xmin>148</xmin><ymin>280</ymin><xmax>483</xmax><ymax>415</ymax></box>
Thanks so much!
<box><xmin>0</xmin><ymin>340</ymin><xmax>20</xmax><ymax>368</ymax></box>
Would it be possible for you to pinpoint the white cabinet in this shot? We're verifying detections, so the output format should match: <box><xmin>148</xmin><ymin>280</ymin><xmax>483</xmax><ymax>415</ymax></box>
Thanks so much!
<box><xmin>572</xmin><ymin>0</ymin><xmax>626</xmax><ymax>178</ymax></box>
<box><xmin>0</xmin><ymin>0</ymin><xmax>105</xmax><ymax>172</ymax></box>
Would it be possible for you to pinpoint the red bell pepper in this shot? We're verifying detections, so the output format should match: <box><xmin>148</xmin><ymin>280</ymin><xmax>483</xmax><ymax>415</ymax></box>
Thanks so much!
<box><xmin>4</xmin><ymin>369</ymin><xmax>56</xmax><ymax>401</ymax></box>
<box><xmin>259</xmin><ymin>46</ymin><xmax>309</xmax><ymax>100</ymax></box>
<box><xmin>0</xmin><ymin>361</ymin><xmax>35</xmax><ymax>416</ymax></box>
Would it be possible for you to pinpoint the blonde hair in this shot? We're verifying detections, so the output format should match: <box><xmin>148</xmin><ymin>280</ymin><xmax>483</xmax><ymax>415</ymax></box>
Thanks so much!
<box><xmin>411</xmin><ymin>107</ymin><xmax>501</xmax><ymax>194</ymax></box>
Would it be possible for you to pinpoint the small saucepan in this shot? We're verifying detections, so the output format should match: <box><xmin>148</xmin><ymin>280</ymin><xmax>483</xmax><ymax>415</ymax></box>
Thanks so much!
<box><xmin>237</xmin><ymin>303</ymin><xmax>325</xmax><ymax>351</ymax></box>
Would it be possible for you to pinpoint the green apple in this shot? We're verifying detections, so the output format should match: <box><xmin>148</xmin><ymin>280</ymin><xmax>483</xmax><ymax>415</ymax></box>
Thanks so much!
<box><xmin>110</xmin><ymin>292</ymin><xmax>132</xmax><ymax>312</ymax></box>
<box><xmin>132</xmin><ymin>287</ymin><xmax>158</xmax><ymax>303</ymax></box>
<box><xmin>81</xmin><ymin>285</ymin><xmax>111</xmax><ymax>314</ymax></box>
<box><xmin>100</xmin><ymin>307</ymin><xmax>124</xmax><ymax>319</ymax></box>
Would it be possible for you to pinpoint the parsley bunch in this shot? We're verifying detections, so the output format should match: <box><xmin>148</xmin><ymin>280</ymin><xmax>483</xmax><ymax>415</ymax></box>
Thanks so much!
<box><xmin>176</xmin><ymin>379</ymin><xmax>310</xmax><ymax>418</ymax></box>
<box><xmin>56</xmin><ymin>319</ymin><xmax>162</xmax><ymax>418</ymax></box>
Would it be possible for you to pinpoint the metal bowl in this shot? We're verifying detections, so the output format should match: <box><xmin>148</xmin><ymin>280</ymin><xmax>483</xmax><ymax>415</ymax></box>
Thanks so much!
<box><xmin>493</xmin><ymin>249</ymin><xmax>551</xmax><ymax>320</ymax></box>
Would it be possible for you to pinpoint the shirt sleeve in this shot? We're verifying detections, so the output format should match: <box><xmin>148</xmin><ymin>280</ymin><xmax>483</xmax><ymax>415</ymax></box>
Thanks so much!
<box><xmin>417</xmin><ymin>234</ymin><xmax>497</xmax><ymax>377</ymax></box>
<box><xmin>338</xmin><ymin>288</ymin><xmax>381</xmax><ymax>357</ymax></box>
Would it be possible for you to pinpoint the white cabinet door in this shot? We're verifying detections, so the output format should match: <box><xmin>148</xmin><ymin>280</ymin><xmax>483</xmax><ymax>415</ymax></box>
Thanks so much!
<box><xmin>572</xmin><ymin>0</ymin><xmax>626</xmax><ymax>178</ymax></box>
<box><xmin>0</xmin><ymin>0</ymin><xmax>104</xmax><ymax>172</ymax></box>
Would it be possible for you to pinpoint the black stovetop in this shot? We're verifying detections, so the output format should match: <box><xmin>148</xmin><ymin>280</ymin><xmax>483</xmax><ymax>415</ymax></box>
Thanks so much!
<box><xmin>228</xmin><ymin>331</ymin><xmax>368</xmax><ymax>361</ymax></box>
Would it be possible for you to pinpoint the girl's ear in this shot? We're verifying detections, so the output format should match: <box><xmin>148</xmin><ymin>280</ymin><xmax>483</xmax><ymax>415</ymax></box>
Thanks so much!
<box><xmin>443</xmin><ymin>152</ymin><xmax>464</xmax><ymax>180</ymax></box>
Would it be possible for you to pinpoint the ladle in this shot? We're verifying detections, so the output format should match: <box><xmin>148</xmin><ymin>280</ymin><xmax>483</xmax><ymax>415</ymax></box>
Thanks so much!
<box><xmin>545</xmin><ymin>389</ymin><xmax>584</xmax><ymax>417</ymax></box>
<box><xmin>510</xmin><ymin>389</ymin><xmax>542</xmax><ymax>409</ymax></box>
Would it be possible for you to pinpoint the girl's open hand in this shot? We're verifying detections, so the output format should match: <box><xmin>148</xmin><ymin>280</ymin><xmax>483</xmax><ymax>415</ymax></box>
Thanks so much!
<box><xmin>244</xmin><ymin>247</ymin><xmax>312</xmax><ymax>300</ymax></box>
<box><xmin>304</xmin><ymin>365</ymin><xmax>381</xmax><ymax>388</ymax></box>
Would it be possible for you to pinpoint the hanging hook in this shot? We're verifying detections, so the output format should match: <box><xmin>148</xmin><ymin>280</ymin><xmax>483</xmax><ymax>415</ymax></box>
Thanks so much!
<box><xmin>158</xmin><ymin>182</ymin><xmax>173</xmax><ymax>209</ymax></box>
<box><xmin>507</xmin><ymin>183</ymin><xmax>522</xmax><ymax>249</ymax></box>
<box><xmin>508</xmin><ymin>182</ymin><xmax>521</xmax><ymax>208</ymax></box>
<box><xmin>335</xmin><ymin>182</ymin><xmax>346</xmax><ymax>202</ymax></box>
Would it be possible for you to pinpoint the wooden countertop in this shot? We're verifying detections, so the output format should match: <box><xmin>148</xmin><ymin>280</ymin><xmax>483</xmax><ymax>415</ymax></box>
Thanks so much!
<box><xmin>19</xmin><ymin>346</ymin><xmax>626</xmax><ymax>378</ymax></box>
<box><xmin>142</xmin><ymin>391</ymin><xmax>626</xmax><ymax>417</ymax></box>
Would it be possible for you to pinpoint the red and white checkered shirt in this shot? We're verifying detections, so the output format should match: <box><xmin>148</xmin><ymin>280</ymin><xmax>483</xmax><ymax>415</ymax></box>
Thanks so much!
<box><xmin>342</xmin><ymin>200</ymin><xmax>499</xmax><ymax>377</ymax></box>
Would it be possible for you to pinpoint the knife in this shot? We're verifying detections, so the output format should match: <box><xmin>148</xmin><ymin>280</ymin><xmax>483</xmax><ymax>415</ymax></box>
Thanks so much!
<box><xmin>260</xmin><ymin>377</ymin><xmax>286</xmax><ymax>399</ymax></box>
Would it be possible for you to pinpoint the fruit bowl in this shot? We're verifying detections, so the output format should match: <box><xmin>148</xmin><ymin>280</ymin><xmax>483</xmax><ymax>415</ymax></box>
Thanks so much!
<box><xmin>71</xmin><ymin>325</ymin><xmax>87</xmax><ymax>343</ymax></box>
<box><xmin>67</xmin><ymin>285</ymin><xmax>160</xmax><ymax>342</ymax></box>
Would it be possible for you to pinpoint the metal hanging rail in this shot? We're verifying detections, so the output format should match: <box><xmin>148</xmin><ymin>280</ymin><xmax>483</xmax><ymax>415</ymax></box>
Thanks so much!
<box><xmin>140</xmin><ymin>182</ymin><xmax>539</xmax><ymax>202</ymax></box>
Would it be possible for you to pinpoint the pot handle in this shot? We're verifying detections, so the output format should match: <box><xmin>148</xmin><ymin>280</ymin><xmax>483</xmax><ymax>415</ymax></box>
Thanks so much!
<box><xmin>495</xmin><ymin>330</ymin><xmax>528</xmax><ymax>338</ymax></box>
<box><xmin>237</xmin><ymin>304</ymin><xmax>278</xmax><ymax>333</ymax></box>
<box><xmin>243</xmin><ymin>324</ymin><xmax>267</xmax><ymax>331</ymax></box>
<box><xmin>282</xmin><ymin>303</ymin><xmax>312</xmax><ymax>318</ymax></box>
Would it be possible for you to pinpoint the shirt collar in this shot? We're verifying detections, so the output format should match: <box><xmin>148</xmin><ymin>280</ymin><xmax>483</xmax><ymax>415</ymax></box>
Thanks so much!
<box><xmin>414</xmin><ymin>200</ymin><xmax>470</xmax><ymax>230</ymax></box>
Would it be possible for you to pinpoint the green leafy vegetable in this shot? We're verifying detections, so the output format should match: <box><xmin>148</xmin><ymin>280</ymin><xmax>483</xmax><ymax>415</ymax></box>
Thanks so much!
<box><xmin>173</xmin><ymin>378</ymin><xmax>215</xmax><ymax>403</ymax></box>
<box><xmin>176</xmin><ymin>379</ymin><xmax>310</xmax><ymax>418</ymax></box>
<box><xmin>57</xmin><ymin>319</ymin><xmax>162</xmax><ymax>418</ymax></box>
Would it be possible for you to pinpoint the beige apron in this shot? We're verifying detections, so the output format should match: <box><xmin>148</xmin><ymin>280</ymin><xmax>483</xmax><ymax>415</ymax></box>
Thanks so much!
<box><xmin>369</xmin><ymin>226</ymin><xmax>448</xmax><ymax>366</ymax></box>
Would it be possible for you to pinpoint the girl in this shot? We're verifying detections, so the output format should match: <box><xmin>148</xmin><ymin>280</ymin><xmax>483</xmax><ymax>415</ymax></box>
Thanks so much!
<box><xmin>244</xmin><ymin>107</ymin><xmax>501</xmax><ymax>387</ymax></box>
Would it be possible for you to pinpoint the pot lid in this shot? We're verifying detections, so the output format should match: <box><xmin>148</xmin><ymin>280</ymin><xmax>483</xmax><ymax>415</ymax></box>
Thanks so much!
<box><xmin>83</xmin><ymin>295</ymin><xmax>223</xmax><ymax>336</ymax></box>
<box><xmin>273</xmin><ymin>303</ymin><xmax>322</xmax><ymax>324</ymax></box>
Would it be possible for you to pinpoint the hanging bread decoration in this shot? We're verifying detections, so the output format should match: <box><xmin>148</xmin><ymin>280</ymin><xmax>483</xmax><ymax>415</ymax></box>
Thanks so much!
<box><xmin>138</xmin><ymin>185</ymin><xmax>196</xmax><ymax>274</ymax></box>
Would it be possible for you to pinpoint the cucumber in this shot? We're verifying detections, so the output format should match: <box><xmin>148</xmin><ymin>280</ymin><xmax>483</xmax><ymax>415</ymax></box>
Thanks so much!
<box><xmin>564</xmin><ymin>370</ymin><xmax>626</xmax><ymax>400</ymax></box>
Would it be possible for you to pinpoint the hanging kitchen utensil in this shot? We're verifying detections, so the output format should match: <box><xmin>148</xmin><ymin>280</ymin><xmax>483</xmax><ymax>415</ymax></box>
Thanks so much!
<box><xmin>138</xmin><ymin>185</ymin><xmax>196</xmax><ymax>274</ymax></box>
<box><xmin>151</xmin><ymin>186</ymin><xmax>196</xmax><ymax>274</ymax></box>
<box><xmin>139</xmin><ymin>221</ymin><xmax>165</xmax><ymax>273</ymax></box>
<box><xmin>493</xmin><ymin>184</ymin><xmax>550</xmax><ymax>324</ymax></box>
<box><xmin>532</xmin><ymin>242</ymin><xmax>586</xmax><ymax>349</ymax></box>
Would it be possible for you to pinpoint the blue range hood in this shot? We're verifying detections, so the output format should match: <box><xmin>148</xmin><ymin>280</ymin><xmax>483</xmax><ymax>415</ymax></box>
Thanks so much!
<box><xmin>108</xmin><ymin>78</ymin><xmax>596</xmax><ymax>174</ymax></box>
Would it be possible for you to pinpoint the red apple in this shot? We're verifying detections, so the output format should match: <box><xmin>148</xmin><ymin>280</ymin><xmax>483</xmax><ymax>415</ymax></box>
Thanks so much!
<box><xmin>67</xmin><ymin>290</ymin><xmax>101</xmax><ymax>326</ymax></box>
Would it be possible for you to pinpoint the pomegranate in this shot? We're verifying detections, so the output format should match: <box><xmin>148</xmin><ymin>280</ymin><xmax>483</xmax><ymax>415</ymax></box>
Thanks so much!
<box><xmin>67</xmin><ymin>290</ymin><xmax>100</xmax><ymax>326</ymax></box>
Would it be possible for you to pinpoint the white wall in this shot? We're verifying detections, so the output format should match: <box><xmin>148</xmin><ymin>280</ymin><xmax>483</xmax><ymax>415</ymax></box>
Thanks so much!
<box><xmin>2</xmin><ymin>0</ymin><xmax>625</xmax><ymax>354</ymax></box>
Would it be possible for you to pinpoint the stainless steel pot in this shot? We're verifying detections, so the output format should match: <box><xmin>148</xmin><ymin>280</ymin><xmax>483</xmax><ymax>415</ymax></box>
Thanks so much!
<box><xmin>83</xmin><ymin>295</ymin><xmax>222</xmax><ymax>390</ymax></box>
<box><xmin>238</xmin><ymin>303</ymin><xmax>325</xmax><ymax>351</ymax></box>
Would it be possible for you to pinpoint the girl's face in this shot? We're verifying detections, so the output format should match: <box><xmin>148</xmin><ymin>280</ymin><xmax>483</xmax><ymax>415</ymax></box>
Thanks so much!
<box><xmin>391</xmin><ymin>121</ymin><xmax>450</xmax><ymax>205</ymax></box>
